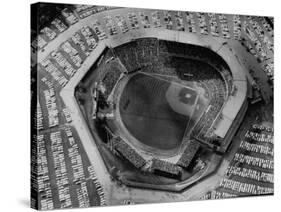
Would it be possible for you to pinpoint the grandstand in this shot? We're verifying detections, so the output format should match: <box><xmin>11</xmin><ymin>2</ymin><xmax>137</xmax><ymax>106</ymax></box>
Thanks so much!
<box><xmin>151</xmin><ymin>159</ymin><xmax>182</xmax><ymax>178</ymax></box>
<box><xmin>112</xmin><ymin>136</ymin><xmax>147</xmax><ymax>169</ymax></box>
<box><xmin>32</xmin><ymin>3</ymin><xmax>273</xmax><ymax>209</ymax></box>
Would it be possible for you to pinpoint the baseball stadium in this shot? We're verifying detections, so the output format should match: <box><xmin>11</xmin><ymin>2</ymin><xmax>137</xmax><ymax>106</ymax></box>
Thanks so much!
<box><xmin>31</xmin><ymin>3</ymin><xmax>274</xmax><ymax>210</ymax></box>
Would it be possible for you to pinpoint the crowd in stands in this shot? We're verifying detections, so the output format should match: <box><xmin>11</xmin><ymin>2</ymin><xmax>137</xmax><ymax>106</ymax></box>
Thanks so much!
<box><xmin>100</xmin><ymin>65</ymin><xmax>122</xmax><ymax>98</ymax></box>
<box><xmin>114</xmin><ymin>42</ymin><xmax>140</xmax><ymax>73</ymax></box>
<box><xmin>159</xmin><ymin>39</ymin><xmax>232</xmax><ymax>94</ymax></box>
<box><xmin>177</xmin><ymin>140</ymin><xmax>200</xmax><ymax>168</ymax></box>
<box><xmin>151</xmin><ymin>159</ymin><xmax>182</xmax><ymax>176</ymax></box>
<box><xmin>114</xmin><ymin>38</ymin><xmax>180</xmax><ymax>76</ymax></box>
<box><xmin>112</xmin><ymin>137</ymin><xmax>147</xmax><ymax>169</ymax></box>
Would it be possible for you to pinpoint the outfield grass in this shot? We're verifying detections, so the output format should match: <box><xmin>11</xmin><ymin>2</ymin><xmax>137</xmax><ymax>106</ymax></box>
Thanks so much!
<box><xmin>119</xmin><ymin>73</ymin><xmax>189</xmax><ymax>150</ymax></box>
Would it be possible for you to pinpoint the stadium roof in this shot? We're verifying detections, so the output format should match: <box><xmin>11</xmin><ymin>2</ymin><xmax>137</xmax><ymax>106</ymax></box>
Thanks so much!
<box><xmin>214</xmin><ymin>116</ymin><xmax>233</xmax><ymax>138</ymax></box>
<box><xmin>222</xmin><ymin>80</ymin><xmax>247</xmax><ymax>120</ymax></box>
<box><xmin>218</xmin><ymin>44</ymin><xmax>247</xmax><ymax>81</ymax></box>
<box><xmin>214</xmin><ymin>80</ymin><xmax>247</xmax><ymax>138</ymax></box>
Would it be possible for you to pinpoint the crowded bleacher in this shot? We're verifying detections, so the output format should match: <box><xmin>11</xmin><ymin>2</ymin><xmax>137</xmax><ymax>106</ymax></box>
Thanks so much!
<box><xmin>112</xmin><ymin>137</ymin><xmax>147</xmax><ymax>169</ymax></box>
<box><xmin>151</xmin><ymin>159</ymin><xmax>182</xmax><ymax>177</ymax></box>
<box><xmin>177</xmin><ymin>140</ymin><xmax>200</xmax><ymax>168</ymax></box>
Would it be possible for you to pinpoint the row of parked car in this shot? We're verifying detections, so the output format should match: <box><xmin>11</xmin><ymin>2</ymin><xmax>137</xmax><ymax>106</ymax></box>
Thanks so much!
<box><xmin>218</xmin><ymin>14</ymin><xmax>231</xmax><ymax>38</ymax></box>
<box><xmin>226</xmin><ymin>166</ymin><xmax>273</xmax><ymax>183</ymax></box>
<box><xmin>245</xmin><ymin>130</ymin><xmax>273</xmax><ymax>144</ymax></box>
<box><xmin>61</xmin><ymin>41</ymin><xmax>84</xmax><ymax>68</ymax></box>
<box><xmin>208</xmin><ymin>13</ymin><xmax>220</xmax><ymax>37</ymax></box>
<box><xmin>163</xmin><ymin>11</ymin><xmax>173</xmax><ymax>30</ymax></box>
<box><xmin>37</xmin><ymin>134</ymin><xmax>54</xmax><ymax>210</ymax></box>
<box><xmin>64</xmin><ymin>127</ymin><xmax>91</xmax><ymax>208</ymax></box>
<box><xmin>233</xmin><ymin>15</ymin><xmax>242</xmax><ymax>40</ymax></box>
<box><xmin>185</xmin><ymin>12</ymin><xmax>197</xmax><ymax>33</ymax></box>
<box><xmin>151</xmin><ymin>11</ymin><xmax>162</xmax><ymax>28</ymax></box>
<box><xmin>234</xmin><ymin>153</ymin><xmax>273</xmax><ymax>170</ymax></box>
<box><xmin>36</xmin><ymin>101</ymin><xmax>44</xmax><ymax>130</ymax></box>
<box><xmin>88</xmin><ymin>165</ymin><xmax>106</xmax><ymax>206</ymax></box>
<box><xmin>43</xmin><ymin>88</ymin><xmax>59</xmax><ymax>128</ymax></box>
<box><xmin>50</xmin><ymin>131</ymin><xmax>72</xmax><ymax>208</ymax></box>
<box><xmin>239</xmin><ymin>140</ymin><xmax>273</xmax><ymax>156</ymax></box>
<box><xmin>40</xmin><ymin>59</ymin><xmax>69</xmax><ymax>87</ymax></box>
<box><xmin>200</xmin><ymin>190</ymin><xmax>237</xmax><ymax>200</ymax></box>
<box><xmin>219</xmin><ymin>178</ymin><xmax>273</xmax><ymax>195</ymax></box>
<box><xmin>175</xmin><ymin>11</ymin><xmax>185</xmax><ymax>31</ymax></box>
<box><xmin>197</xmin><ymin>12</ymin><xmax>208</xmax><ymax>35</ymax></box>
<box><xmin>139</xmin><ymin>12</ymin><xmax>151</xmax><ymax>28</ymax></box>
<box><xmin>51</xmin><ymin>50</ymin><xmax>76</xmax><ymax>77</ymax></box>
<box><xmin>249</xmin><ymin>17</ymin><xmax>274</xmax><ymax>53</ymax></box>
